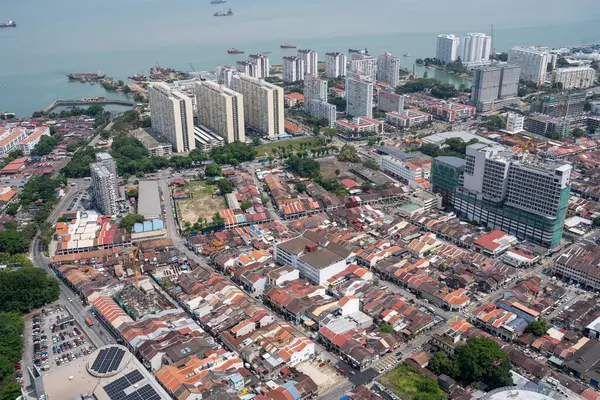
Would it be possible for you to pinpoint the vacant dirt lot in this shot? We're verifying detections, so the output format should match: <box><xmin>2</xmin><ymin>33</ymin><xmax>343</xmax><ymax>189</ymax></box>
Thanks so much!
<box><xmin>296</xmin><ymin>360</ymin><xmax>345</xmax><ymax>394</ymax></box>
<box><xmin>318</xmin><ymin>159</ymin><xmax>364</xmax><ymax>181</ymax></box>
<box><xmin>176</xmin><ymin>182</ymin><xmax>223</xmax><ymax>224</ymax></box>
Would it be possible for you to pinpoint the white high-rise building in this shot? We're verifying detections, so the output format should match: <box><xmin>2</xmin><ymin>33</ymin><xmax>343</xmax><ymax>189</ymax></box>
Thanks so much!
<box><xmin>283</xmin><ymin>56</ymin><xmax>305</xmax><ymax>83</ymax></box>
<box><xmin>91</xmin><ymin>163</ymin><xmax>117</xmax><ymax>215</ymax></box>
<box><xmin>304</xmin><ymin>75</ymin><xmax>328</xmax><ymax>104</ymax></box>
<box><xmin>232</xmin><ymin>75</ymin><xmax>285</xmax><ymax>138</ymax></box>
<box><xmin>350</xmin><ymin>53</ymin><xmax>377</xmax><ymax>81</ymax></box>
<box><xmin>461</xmin><ymin>33</ymin><xmax>492</xmax><ymax>63</ymax></box>
<box><xmin>216</xmin><ymin>66</ymin><xmax>238</xmax><ymax>88</ymax></box>
<box><xmin>376</xmin><ymin>53</ymin><xmax>401</xmax><ymax>88</ymax></box>
<box><xmin>470</xmin><ymin>65</ymin><xmax>521</xmax><ymax>112</ymax></box>
<box><xmin>553</xmin><ymin>66</ymin><xmax>596</xmax><ymax>89</ymax></box>
<box><xmin>325</xmin><ymin>52</ymin><xmax>347</xmax><ymax>78</ymax></box>
<box><xmin>148</xmin><ymin>82</ymin><xmax>195</xmax><ymax>153</ymax></box>
<box><xmin>504</xmin><ymin>112</ymin><xmax>525</xmax><ymax>133</ymax></box>
<box><xmin>236</xmin><ymin>60</ymin><xmax>258</xmax><ymax>78</ymax></box>
<box><xmin>304</xmin><ymin>75</ymin><xmax>336</xmax><ymax>128</ymax></box>
<box><xmin>194</xmin><ymin>80</ymin><xmax>245</xmax><ymax>144</ymax></box>
<box><xmin>248</xmin><ymin>54</ymin><xmax>270</xmax><ymax>78</ymax></box>
<box><xmin>436</xmin><ymin>34</ymin><xmax>460</xmax><ymax>63</ymax></box>
<box><xmin>507</xmin><ymin>46</ymin><xmax>552</xmax><ymax>84</ymax></box>
<box><xmin>346</xmin><ymin>75</ymin><xmax>373</xmax><ymax>118</ymax></box>
<box><xmin>378</xmin><ymin>90</ymin><xmax>405</xmax><ymax>113</ymax></box>
<box><xmin>297</xmin><ymin>49</ymin><xmax>318</xmax><ymax>76</ymax></box>
<box><xmin>95</xmin><ymin>152</ymin><xmax>118</xmax><ymax>194</ymax></box>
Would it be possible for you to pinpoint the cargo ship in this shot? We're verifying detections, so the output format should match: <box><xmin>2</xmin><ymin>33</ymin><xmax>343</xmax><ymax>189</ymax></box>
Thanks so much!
<box><xmin>349</xmin><ymin>47</ymin><xmax>368</xmax><ymax>54</ymax></box>
<box><xmin>280</xmin><ymin>42</ymin><xmax>296</xmax><ymax>49</ymax></box>
<box><xmin>211</xmin><ymin>0</ymin><xmax>227</xmax><ymax>3</ymax></box>
<box><xmin>227</xmin><ymin>48</ymin><xmax>244</xmax><ymax>54</ymax></box>
<box><xmin>67</xmin><ymin>72</ymin><xmax>106</xmax><ymax>81</ymax></box>
<box><xmin>214</xmin><ymin>8</ymin><xmax>233</xmax><ymax>16</ymax></box>
<box><xmin>0</xmin><ymin>19</ymin><xmax>16</xmax><ymax>28</ymax></box>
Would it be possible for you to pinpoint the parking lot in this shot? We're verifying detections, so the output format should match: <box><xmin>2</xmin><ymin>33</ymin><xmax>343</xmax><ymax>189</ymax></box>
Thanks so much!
<box><xmin>28</xmin><ymin>304</ymin><xmax>95</xmax><ymax>376</ymax></box>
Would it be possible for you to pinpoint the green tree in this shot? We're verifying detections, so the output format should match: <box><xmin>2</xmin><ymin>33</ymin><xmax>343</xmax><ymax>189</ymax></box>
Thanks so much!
<box><xmin>0</xmin><ymin>230</ymin><xmax>28</xmax><ymax>255</ymax></box>
<box><xmin>337</xmin><ymin>144</ymin><xmax>360</xmax><ymax>162</ymax></box>
<box><xmin>287</xmin><ymin>155</ymin><xmax>320</xmax><ymax>179</ymax></box>
<box><xmin>361</xmin><ymin>181</ymin><xmax>372</xmax><ymax>192</ymax></box>
<box><xmin>572</xmin><ymin>128</ymin><xmax>585</xmax><ymax>138</ymax></box>
<box><xmin>31</xmin><ymin>135</ymin><xmax>58</xmax><ymax>156</ymax></box>
<box><xmin>240</xmin><ymin>199</ymin><xmax>253</xmax><ymax>211</ymax></box>
<box><xmin>379</xmin><ymin>324</ymin><xmax>394</xmax><ymax>333</ymax></box>
<box><xmin>334</xmin><ymin>169</ymin><xmax>341</xmax><ymax>176</ymax></box>
<box><xmin>455</xmin><ymin>337</ymin><xmax>513</xmax><ymax>390</ymax></box>
<box><xmin>526</xmin><ymin>318</ymin><xmax>550</xmax><ymax>337</ymax></box>
<box><xmin>205</xmin><ymin>163</ymin><xmax>222</xmax><ymax>177</ymax></box>
<box><xmin>5</xmin><ymin>204</ymin><xmax>18</xmax><ymax>216</ymax></box>
<box><xmin>0</xmin><ymin>269</ymin><xmax>60</xmax><ymax>313</ymax></box>
<box><xmin>119</xmin><ymin>214</ymin><xmax>145</xmax><ymax>232</ymax></box>
<box><xmin>295</xmin><ymin>182</ymin><xmax>307</xmax><ymax>193</ymax></box>
<box><xmin>217</xmin><ymin>179</ymin><xmax>235</xmax><ymax>194</ymax></box>
<box><xmin>428</xmin><ymin>351</ymin><xmax>459</xmax><ymax>377</ymax></box>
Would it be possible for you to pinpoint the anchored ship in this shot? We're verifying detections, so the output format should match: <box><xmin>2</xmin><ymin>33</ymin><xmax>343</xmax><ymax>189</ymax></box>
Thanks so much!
<box><xmin>227</xmin><ymin>48</ymin><xmax>244</xmax><ymax>54</ymax></box>
<box><xmin>214</xmin><ymin>8</ymin><xmax>233</xmax><ymax>16</ymax></box>
<box><xmin>280</xmin><ymin>42</ymin><xmax>297</xmax><ymax>49</ymax></box>
<box><xmin>0</xmin><ymin>19</ymin><xmax>16</xmax><ymax>28</ymax></box>
<box><xmin>211</xmin><ymin>0</ymin><xmax>227</xmax><ymax>3</ymax></box>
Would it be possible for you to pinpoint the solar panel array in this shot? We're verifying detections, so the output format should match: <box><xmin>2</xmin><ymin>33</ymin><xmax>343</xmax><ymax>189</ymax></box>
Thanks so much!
<box><xmin>90</xmin><ymin>346</ymin><xmax>126</xmax><ymax>374</ymax></box>
<box><xmin>103</xmin><ymin>370</ymin><xmax>162</xmax><ymax>400</ymax></box>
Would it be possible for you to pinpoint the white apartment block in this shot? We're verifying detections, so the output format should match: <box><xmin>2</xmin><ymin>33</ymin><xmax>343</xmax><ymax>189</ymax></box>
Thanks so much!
<box><xmin>304</xmin><ymin>75</ymin><xmax>328</xmax><ymax>104</ymax></box>
<box><xmin>194</xmin><ymin>80</ymin><xmax>245</xmax><ymax>144</ymax></box>
<box><xmin>0</xmin><ymin>126</ymin><xmax>27</xmax><ymax>155</ymax></box>
<box><xmin>380</xmin><ymin>155</ymin><xmax>430</xmax><ymax>185</ymax></box>
<box><xmin>148</xmin><ymin>82</ymin><xmax>195</xmax><ymax>153</ymax></box>
<box><xmin>350</xmin><ymin>53</ymin><xmax>377</xmax><ymax>81</ymax></box>
<box><xmin>378</xmin><ymin>90</ymin><xmax>405</xmax><ymax>113</ymax></box>
<box><xmin>95</xmin><ymin>152</ymin><xmax>118</xmax><ymax>194</ymax></box>
<box><xmin>553</xmin><ymin>66</ymin><xmax>596</xmax><ymax>89</ymax></box>
<box><xmin>18</xmin><ymin>126</ymin><xmax>50</xmax><ymax>155</ymax></box>
<box><xmin>345</xmin><ymin>75</ymin><xmax>373</xmax><ymax>118</ymax></box>
<box><xmin>297</xmin><ymin>49</ymin><xmax>318</xmax><ymax>76</ymax></box>
<box><xmin>376</xmin><ymin>53</ymin><xmax>401</xmax><ymax>88</ymax></box>
<box><xmin>306</xmin><ymin>100</ymin><xmax>336</xmax><ymax>128</ymax></box>
<box><xmin>461</xmin><ymin>33</ymin><xmax>492</xmax><ymax>63</ymax></box>
<box><xmin>504</xmin><ymin>112</ymin><xmax>525</xmax><ymax>133</ymax></box>
<box><xmin>216</xmin><ymin>66</ymin><xmax>238</xmax><ymax>88</ymax></box>
<box><xmin>248</xmin><ymin>54</ymin><xmax>270</xmax><ymax>78</ymax></box>
<box><xmin>436</xmin><ymin>34</ymin><xmax>460</xmax><ymax>63</ymax></box>
<box><xmin>507</xmin><ymin>46</ymin><xmax>552</xmax><ymax>84</ymax></box>
<box><xmin>232</xmin><ymin>75</ymin><xmax>285</xmax><ymax>138</ymax></box>
<box><xmin>91</xmin><ymin>163</ymin><xmax>118</xmax><ymax>215</ymax></box>
<box><xmin>283</xmin><ymin>56</ymin><xmax>305</xmax><ymax>83</ymax></box>
<box><xmin>236</xmin><ymin>60</ymin><xmax>258</xmax><ymax>78</ymax></box>
<box><xmin>385</xmin><ymin>109</ymin><xmax>432</xmax><ymax>129</ymax></box>
<box><xmin>325</xmin><ymin>52</ymin><xmax>346</xmax><ymax>78</ymax></box>
<box><xmin>193</xmin><ymin>126</ymin><xmax>225</xmax><ymax>152</ymax></box>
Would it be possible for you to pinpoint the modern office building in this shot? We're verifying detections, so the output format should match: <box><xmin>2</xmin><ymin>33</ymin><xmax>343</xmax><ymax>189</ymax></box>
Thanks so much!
<box><xmin>297</xmin><ymin>49</ymin><xmax>318</xmax><ymax>76</ymax></box>
<box><xmin>350</xmin><ymin>53</ymin><xmax>378</xmax><ymax>81</ymax></box>
<box><xmin>436</xmin><ymin>34</ymin><xmax>460</xmax><ymax>63</ymax></box>
<box><xmin>194</xmin><ymin>80</ymin><xmax>245</xmax><ymax>144</ymax></box>
<box><xmin>216</xmin><ymin>66</ymin><xmax>237</xmax><ymax>88</ymax></box>
<box><xmin>325</xmin><ymin>52</ymin><xmax>347</xmax><ymax>78</ymax></box>
<box><xmin>90</xmin><ymin>163</ymin><xmax>118</xmax><ymax>215</ymax></box>
<box><xmin>451</xmin><ymin>143</ymin><xmax>572</xmax><ymax>248</ymax></box>
<box><xmin>283</xmin><ymin>56</ymin><xmax>305</xmax><ymax>83</ymax></box>
<box><xmin>461</xmin><ymin>33</ymin><xmax>492</xmax><ymax>63</ymax></box>
<box><xmin>507</xmin><ymin>46</ymin><xmax>553</xmax><ymax>84</ymax></box>
<box><xmin>232</xmin><ymin>75</ymin><xmax>285</xmax><ymax>138</ymax></box>
<box><xmin>148</xmin><ymin>82</ymin><xmax>195</xmax><ymax>153</ymax></box>
<box><xmin>345</xmin><ymin>75</ymin><xmax>374</xmax><ymax>118</ymax></box>
<box><xmin>95</xmin><ymin>152</ymin><xmax>118</xmax><ymax>194</ymax></box>
<box><xmin>430</xmin><ymin>156</ymin><xmax>465</xmax><ymax>207</ymax></box>
<box><xmin>470</xmin><ymin>65</ymin><xmax>521</xmax><ymax>112</ymax></box>
<box><xmin>376</xmin><ymin>53</ymin><xmax>401</xmax><ymax>88</ymax></box>
<box><xmin>552</xmin><ymin>66</ymin><xmax>596</xmax><ymax>89</ymax></box>
<box><xmin>248</xmin><ymin>54</ymin><xmax>270</xmax><ymax>78</ymax></box>
<box><xmin>378</xmin><ymin>90</ymin><xmax>405</xmax><ymax>113</ymax></box>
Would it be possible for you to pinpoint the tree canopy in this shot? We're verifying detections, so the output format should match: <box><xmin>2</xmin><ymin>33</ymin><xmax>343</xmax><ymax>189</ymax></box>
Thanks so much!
<box><xmin>418</xmin><ymin>137</ymin><xmax>479</xmax><ymax>159</ymax></box>
<box><xmin>209</xmin><ymin>141</ymin><xmax>257</xmax><ymax>165</ymax></box>
<box><xmin>217</xmin><ymin>178</ymin><xmax>235</xmax><ymax>194</ymax></box>
<box><xmin>0</xmin><ymin>312</ymin><xmax>24</xmax><ymax>400</ymax></box>
<box><xmin>205</xmin><ymin>163</ymin><xmax>222</xmax><ymax>177</ymax></box>
<box><xmin>31</xmin><ymin>134</ymin><xmax>59</xmax><ymax>156</ymax></box>
<box><xmin>526</xmin><ymin>318</ymin><xmax>550</xmax><ymax>337</ymax></box>
<box><xmin>119</xmin><ymin>214</ymin><xmax>146</xmax><ymax>232</ymax></box>
<box><xmin>337</xmin><ymin>144</ymin><xmax>360</xmax><ymax>162</ymax></box>
<box><xmin>0</xmin><ymin>268</ymin><xmax>60</xmax><ymax>313</ymax></box>
<box><xmin>397</xmin><ymin>78</ymin><xmax>458</xmax><ymax>100</ymax></box>
<box><xmin>287</xmin><ymin>155</ymin><xmax>320</xmax><ymax>179</ymax></box>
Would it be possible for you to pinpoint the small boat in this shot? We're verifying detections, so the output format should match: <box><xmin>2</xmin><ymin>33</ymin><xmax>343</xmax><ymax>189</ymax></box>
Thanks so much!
<box><xmin>227</xmin><ymin>48</ymin><xmax>244</xmax><ymax>54</ymax></box>
<box><xmin>403</xmin><ymin>52</ymin><xmax>411</xmax><ymax>57</ymax></box>
<box><xmin>0</xmin><ymin>19</ymin><xmax>16</xmax><ymax>28</ymax></box>
<box><xmin>280</xmin><ymin>42</ymin><xmax>297</xmax><ymax>49</ymax></box>
<box><xmin>214</xmin><ymin>8</ymin><xmax>233</xmax><ymax>16</ymax></box>
<box><xmin>211</xmin><ymin>0</ymin><xmax>226</xmax><ymax>3</ymax></box>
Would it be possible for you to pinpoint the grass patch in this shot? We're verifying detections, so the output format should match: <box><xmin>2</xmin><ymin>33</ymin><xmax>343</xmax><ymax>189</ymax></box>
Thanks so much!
<box><xmin>255</xmin><ymin>137</ymin><xmax>319</xmax><ymax>157</ymax></box>
<box><xmin>177</xmin><ymin>181</ymin><xmax>222</xmax><ymax>223</ymax></box>
<box><xmin>379</xmin><ymin>364</ymin><xmax>447</xmax><ymax>400</ymax></box>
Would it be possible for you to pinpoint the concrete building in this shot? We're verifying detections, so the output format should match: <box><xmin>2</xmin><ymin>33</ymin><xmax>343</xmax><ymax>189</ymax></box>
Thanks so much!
<box><xmin>138</xmin><ymin>180</ymin><xmax>161</xmax><ymax>220</ymax></box>
<box><xmin>194</xmin><ymin>80</ymin><xmax>245</xmax><ymax>144</ymax></box>
<box><xmin>378</xmin><ymin>90</ymin><xmax>405</xmax><ymax>113</ymax></box>
<box><xmin>507</xmin><ymin>46</ymin><xmax>553</xmax><ymax>84</ymax></box>
<box><xmin>345</xmin><ymin>75</ymin><xmax>373</xmax><ymax>118</ymax></box>
<box><xmin>325</xmin><ymin>52</ymin><xmax>347</xmax><ymax>78</ymax></box>
<box><xmin>553</xmin><ymin>66</ymin><xmax>596</xmax><ymax>89</ymax></box>
<box><xmin>536</xmin><ymin>92</ymin><xmax>586</xmax><ymax>118</ymax></box>
<box><xmin>193</xmin><ymin>126</ymin><xmax>225</xmax><ymax>151</ymax></box>
<box><xmin>470</xmin><ymin>65</ymin><xmax>521</xmax><ymax>112</ymax></box>
<box><xmin>216</xmin><ymin>66</ymin><xmax>237</xmax><ymax>88</ymax></box>
<box><xmin>453</xmin><ymin>143</ymin><xmax>572</xmax><ymax>248</ymax></box>
<box><xmin>248</xmin><ymin>54</ymin><xmax>270</xmax><ymax>78</ymax></box>
<box><xmin>131</xmin><ymin>128</ymin><xmax>173</xmax><ymax>156</ymax></box>
<box><xmin>504</xmin><ymin>112</ymin><xmax>525</xmax><ymax>133</ymax></box>
<box><xmin>461</xmin><ymin>33</ymin><xmax>492</xmax><ymax>63</ymax></box>
<box><xmin>525</xmin><ymin>114</ymin><xmax>570</xmax><ymax>139</ymax></box>
<box><xmin>385</xmin><ymin>109</ymin><xmax>433</xmax><ymax>129</ymax></box>
<box><xmin>148</xmin><ymin>82</ymin><xmax>195</xmax><ymax>153</ymax></box>
<box><xmin>283</xmin><ymin>56</ymin><xmax>305</xmax><ymax>83</ymax></box>
<box><xmin>297</xmin><ymin>49</ymin><xmax>318</xmax><ymax>76</ymax></box>
<box><xmin>304</xmin><ymin>75</ymin><xmax>328</xmax><ymax>104</ymax></box>
<box><xmin>430</xmin><ymin>156</ymin><xmax>466</xmax><ymax>207</ymax></box>
<box><xmin>304</xmin><ymin>75</ymin><xmax>336</xmax><ymax>127</ymax></box>
<box><xmin>376</xmin><ymin>53</ymin><xmax>401</xmax><ymax>88</ymax></box>
<box><xmin>95</xmin><ymin>152</ymin><xmax>118</xmax><ymax>194</ymax></box>
<box><xmin>350</xmin><ymin>53</ymin><xmax>378</xmax><ymax>81</ymax></box>
<box><xmin>90</xmin><ymin>163</ymin><xmax>117</xmax><ymax>215</ymax></box>
<box><xmin>436</xmin><ymin>34</ymin><xmax>460</xmax><ymax>63</ymax></box>
<box><xmin>18</xmin><ymin>126</ymin><xmax>50</xmax><ymax>155</ymax></box>
<box><xmin>232</xmin><ymin>74</ymin><xmax>285</xmax><ymax>138</ymax></box>
<box><xmin>235</xmin><ymin>60</ymin><xmax>257</xmax><ymax>78</ymax></box>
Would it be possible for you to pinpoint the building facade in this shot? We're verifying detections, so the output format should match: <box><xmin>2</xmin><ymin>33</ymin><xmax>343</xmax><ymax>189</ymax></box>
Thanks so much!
<box><xmin>470</xmin><ymin>65</ymin><xmax>521</xmax><ymax>112</ymax></box>
<box><xmin>553</xmin><ymin>67</ymin><xmax>596</xmax><ymax>90</ymax></box>
<box><xmin>248</xmin><ymin>54</ymin><xmax>270</xmax><ymax>78</ymax></box>
<box><xmin>461</xmin><ymin>33</ymin><xmax>492</xmax><ymax>63</ymax></box>
<box><xmin>297</xmin><ymin>49</ymin><xmax>318</xmax><ymax>76</ymax></box>
<box><xmin>378</xmin><ymin>90</ymin><xmax>405</xmax><ymax>113</ymax></box>
<box><xmin>283</xmin><ymin>56</ymin><xmax>305</xmax><ymax>83</ymax></box>
<box><xmin>91</xmin><ymin>163</ymin><xmax>118</xmax><ymax>215</ymax></box>
<box><xmin>507</xmin><ymin>46</ymin><xmax>553</xmax><ymax>84</ymax></box>
<box><xmin>504</xmin><ymin>112</ymin><xmax>525</xmax><ymax>133</ymax></box>
<box><xmin>95</xmin><ymin>152</ymin><xmax>118</xmax><ymax>194</ymax></box>
<box><xmin>430</xmin><ymin>156</ymin><xmax>465</xmax><ymax>207</ymax></box>
<box><xmin>436</xmin><ymin>34</ymin><xmax>460</xmax><ymax>63</ymax></box>
<box><xmin>148</xmin><ymin>82</ymin><xmax>195</xmax><ymax>153</ymax></box>
<box><xmin>232</xmin><ymin>75</ymin><xmax>285</xmax><ymax>138</ymax></box>
<box><xmin>345</xmin><ymin>75</ymin><xmax>373</xmax><ymax>118</ymax></box>
<box><xmin>216</xmin><ymin>66</ymin><xmax>237</xmax><ymax>88</ymax></box>
<box><xmin>350</xmin><ymin>53</ymin><xmax>377</xmax><ymax>81</ymax></box>
<box><xmin>304</xmin><ymin>75</ymin><xmax>336</xmax><ymax>127</ymax></box>
<box><xmin>194</xmin><ymin>80</ymin><xmax>245</xmax><ymax>144</ymax></box>
<box><xmin>376</xmin><ymin>53</ymin><xmax>401</xmax><ymax>88</ymax></box>
<box><xmin>325</xmin><ymin>52</ymin><xmax>347</xmax><ymax>78</ymax></box>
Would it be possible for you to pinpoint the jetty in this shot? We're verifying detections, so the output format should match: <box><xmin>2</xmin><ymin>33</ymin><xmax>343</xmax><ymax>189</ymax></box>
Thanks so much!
<box><xmin>43</xmin><ymin>97</ymin><xmax>135</xmax><ymax>113</ymax></box>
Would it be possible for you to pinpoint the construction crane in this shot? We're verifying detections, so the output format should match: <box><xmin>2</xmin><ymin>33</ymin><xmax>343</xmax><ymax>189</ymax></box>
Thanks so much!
<box><xmin>490</xmin><ymin>103</ymin><xmax>535</xmax><ymax>152</ymax></box>
<box><xmin>132</xmin><ymin>242</ymin><xmax>141</xmax><ymax>288</ymax></box>
<box><xmin>189</xmin><ymin>63</ymin><xmax>196</xmax><ymax>72</ymax></box>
